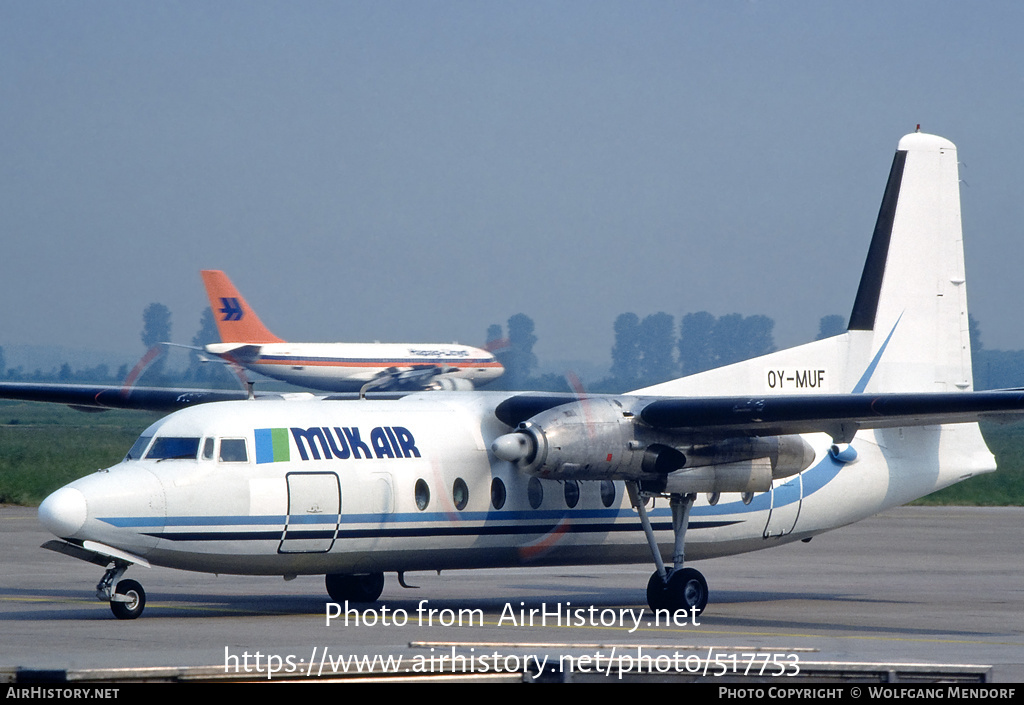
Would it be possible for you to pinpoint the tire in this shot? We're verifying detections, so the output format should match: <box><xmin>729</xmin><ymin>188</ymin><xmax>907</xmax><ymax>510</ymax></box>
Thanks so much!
<box><xmin>665</xmin><ymin>567</ymin><xmax>708</xmax><ymax>616</ymax></box>
<box><xmin>110</xmin><ymin>579</ymin><xmax>146</xmax><ymax>620</ymax></box>
<box><xmin>325</xmin><ymin>572</ymin><xmax>385</xmax><ymax>603</ymax></box>
<box><xmin>646</xmin><ymin>569</ymin><xmax>671</xmax><ymax>612</ymax></box>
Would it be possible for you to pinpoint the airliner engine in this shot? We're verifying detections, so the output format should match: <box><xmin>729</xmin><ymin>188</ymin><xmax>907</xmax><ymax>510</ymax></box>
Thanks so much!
<box><xmin>490</xmin><ymin>398</ymin><xmax>815</xmax><ymax>494</ymax></box>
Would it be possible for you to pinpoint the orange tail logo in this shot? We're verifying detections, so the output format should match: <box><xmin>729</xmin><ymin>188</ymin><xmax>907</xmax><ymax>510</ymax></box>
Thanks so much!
<box><xmin>200</xmin><ymin>270</ymin><xmax>284</xmax><ymax>343</ymax></box>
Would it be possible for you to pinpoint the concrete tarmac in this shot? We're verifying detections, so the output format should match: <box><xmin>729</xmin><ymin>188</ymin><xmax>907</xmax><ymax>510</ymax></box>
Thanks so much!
<box><xmin>1</xmin><ymin>504</ymin><xmax>1021</xmax><ymax>682</ymax></box>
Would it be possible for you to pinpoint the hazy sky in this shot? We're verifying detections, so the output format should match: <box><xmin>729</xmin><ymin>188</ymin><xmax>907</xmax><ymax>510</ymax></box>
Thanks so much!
<box><xmin>3</xmin><ymin>1</ymin><xmax>1023</xmax><ymax>373</ymax></box>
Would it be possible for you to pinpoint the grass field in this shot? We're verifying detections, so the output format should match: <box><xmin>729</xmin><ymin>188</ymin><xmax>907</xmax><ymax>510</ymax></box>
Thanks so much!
<box><xmin>910</xmin><ymin>419</ymin><xmax>1024</xmax><ymax>505</ymax></box>
<box><xmin>0</xmin><ymin>401</ymin><xmax>160</xmax><ymax>506</ymax></box>
<box><xmin>1</xmin><ymin>400</ymin><xmax>1022</xmax><ymax>507</ymax></box>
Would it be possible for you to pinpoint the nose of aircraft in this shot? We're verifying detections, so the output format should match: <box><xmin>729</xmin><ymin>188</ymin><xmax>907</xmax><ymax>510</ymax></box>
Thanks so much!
<box><xmin>38</xmin><ymin>486</ymin><xmax>88</xmax><ymax>538</ymax></box>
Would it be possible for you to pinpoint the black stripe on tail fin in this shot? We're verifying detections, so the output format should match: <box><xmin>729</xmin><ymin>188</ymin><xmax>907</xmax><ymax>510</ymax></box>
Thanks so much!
<box><xmin>847</xmin><ymin>150</ymin><xmax>908</xmax><ymax>331</ymax></box>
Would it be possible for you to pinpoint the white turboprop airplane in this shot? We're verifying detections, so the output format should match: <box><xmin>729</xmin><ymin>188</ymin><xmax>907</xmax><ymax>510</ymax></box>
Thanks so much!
<box><xmin>200</xmin><ymin>269</ymin><xmax>504</xmax><ymax>393</ymax></box>
<box><xmin>29</xmin><ymin>132</ymin><xmax>1024</xmax><ymax>620</ymax></box>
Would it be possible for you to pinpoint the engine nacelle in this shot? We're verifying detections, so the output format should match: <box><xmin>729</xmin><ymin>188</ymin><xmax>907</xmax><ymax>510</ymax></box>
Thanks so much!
<box><xmin>640</xmin><ymin>459</ymin><xmax>773</xmax><ymax>495</ymax></box>
<box><xmin>492</xmin><ymin>398</ymin><xmax>641</xmax><ymax>479</ymax></box>
<box><xmin>429</xmin><ymin>376</ymin><xmax>475</xmax><ymax>391</ymax></box>
<box><xmin>490</xmin><ymin>398</ymin><xmax>815</xmax><ymax>493</ymax></box>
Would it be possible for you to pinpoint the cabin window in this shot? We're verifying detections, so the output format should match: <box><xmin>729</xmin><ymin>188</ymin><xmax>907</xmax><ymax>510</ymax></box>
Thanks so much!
<box><xmin>414</xmin><ymin>479</ymin><xmax>430</xmax><ymax>511</ymax></box>
<box><xmin>527</xmin><ymin>477</ymin><xmax>543</xmax><ymax>509</ymax></box>
<box><xmin>219</xmin><ymin>438</ymin><xmax>248</xmax><ymax>463</ymax></box>
<box><xmin>563</xmin><ymin>480</ymin><xmax>580</xmax><ymax>509</ymax></box>
<box><xmin>202</xmin><ymin>438</ymin><xmax>215</xmax><ymax>460</ymax></box>
<box><xmin>145</xmin><ymin>437</ymin><xmax>201</xmax><ymax>461</ymax></box>
<box><xmin>600</xmin><ymin>480</ymin><xmax>616</xmax><ymax>508</ymax></box>
<box><xmin>126</xmin><ymin>435</ymin><xmax>153</xmax><ymax>461</ymax></box>
<box><xmin>452</xmin><ymin>478</ymin><xmax>469</xmax><ymax>511</ymax></box>
<box><xmin>490</xmin><ymin>478</ymin><xmax>506</xmax><ymax>510</ymax></box>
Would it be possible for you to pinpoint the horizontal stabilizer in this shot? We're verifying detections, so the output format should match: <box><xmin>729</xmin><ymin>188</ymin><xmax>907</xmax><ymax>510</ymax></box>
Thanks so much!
<box><xmin>204</xmin><ymin>343</ymin><xmax>263</xmax><ymax>362</ymax></box>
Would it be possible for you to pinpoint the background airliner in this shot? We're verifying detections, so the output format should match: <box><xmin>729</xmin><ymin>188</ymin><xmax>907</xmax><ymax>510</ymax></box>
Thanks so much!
<box><xmin>200</xmin><ymin>270</ymin><xmax>504</xmax><ymax>393</ymax></box>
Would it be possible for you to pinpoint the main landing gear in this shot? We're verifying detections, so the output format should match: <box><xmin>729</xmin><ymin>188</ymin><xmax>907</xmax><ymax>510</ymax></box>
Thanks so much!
<box><xmin>325</xmin><ymin>572</ymin><xmax>386</xmax><ymax>603</ymax></box>
<box><xmin>627</xmin><ymin>483</ymin><xmax>709</xmax><ymax>616</ymax></box>
<box><xmin>98</xmin><ymin>561</ymin><xmax>146</xmax><ymax>620</ymax></box>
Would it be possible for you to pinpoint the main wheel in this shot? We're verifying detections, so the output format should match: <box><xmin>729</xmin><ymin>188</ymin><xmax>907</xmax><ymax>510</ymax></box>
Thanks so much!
<box><xmin>110</xmin><ymin>579</ymin><xmax>146</xmax><ymax>620</ymax></box>
<box><xmin>646</xmin><ymin>567</ymin><xmax>709</xmax><ymax>616</ymax></box>
<box><xmin>325</xmin><ymin>572</ymin><xmax>385</xmax><ymax>603</ymax></box>
<box><xmin>646</xmin><ymin>569</ymin><xmax>671</xmax><ymax>612</ymax></box>
<box><xmin>665</xmin><ymin>567</ymin><xmax>708</xmax><ymax>616</ymax></box>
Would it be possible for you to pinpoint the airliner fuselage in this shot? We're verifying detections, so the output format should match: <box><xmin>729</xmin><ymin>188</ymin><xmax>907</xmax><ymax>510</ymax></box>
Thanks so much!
<box><xmin>204</xmin><ymin>342</ymin><xmax>504</xmax><ymax>392</ymax></box>
<box><xmin>39</xmin><ymin>393</ymin><xmax>991</xmax><ymax>578</ymax></box>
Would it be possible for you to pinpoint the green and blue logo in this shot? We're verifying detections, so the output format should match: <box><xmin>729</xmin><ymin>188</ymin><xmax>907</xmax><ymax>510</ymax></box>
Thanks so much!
<box><xmin>255</xmin><ymin>426</ymin><xmax>420</xmax><ymax>464</ymax></box>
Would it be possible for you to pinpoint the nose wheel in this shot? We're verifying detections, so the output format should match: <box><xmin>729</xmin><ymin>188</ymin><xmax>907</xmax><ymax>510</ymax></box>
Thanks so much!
<box><xmin>110</xmin><ymin>579</ymin><xmax>146</xmax><ymax>620</ymax></box>
<box><xmin>97</xmin><ymin>561</ymin><xmax>147</xmax><ymax>619</ymax></box>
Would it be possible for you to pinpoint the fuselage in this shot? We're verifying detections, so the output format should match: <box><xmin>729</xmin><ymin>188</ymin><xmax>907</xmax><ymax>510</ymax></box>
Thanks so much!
<box><xmin>204</xmin><ymin>342</ymin><xmax>504</xmax><ymax>392</ymax></box>
<box><xmin>37</xmin><ymin>393</ymin><xmax>995</xmax><ymax>578</ymax></box>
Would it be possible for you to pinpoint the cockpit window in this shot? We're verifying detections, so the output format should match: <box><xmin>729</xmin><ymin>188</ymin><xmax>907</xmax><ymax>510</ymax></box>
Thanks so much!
<box><xmin>126</xmin><ymin>435</ymin><xmax>153</xmax><ymax>461</ymax></box>
<box><xmin>219</xmin><ymin>438</ymin><xmax>248</xmax><ymax>463</ymax></box>
<box><xmin>145</xmin><ymin>437</ymin><xmax>201</xmax><ymax>461</ymax></box>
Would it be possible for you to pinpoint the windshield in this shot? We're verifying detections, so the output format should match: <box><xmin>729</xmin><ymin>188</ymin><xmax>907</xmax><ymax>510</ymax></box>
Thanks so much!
<box><xmin>145</xmin><ymin>436</ymin><xmax>201</xmax><ymax>461</ymax></box>
<box><xmin>125</xmin><ymin>435</ymin><xmax>153</xmax><ymax>461</ymax></box>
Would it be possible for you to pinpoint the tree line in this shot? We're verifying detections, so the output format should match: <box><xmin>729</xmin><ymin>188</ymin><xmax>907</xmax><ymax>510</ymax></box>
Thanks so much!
<box><xmin>483</xmin><ymin>311</ymin><xmax>1024</xmax><ymax>393</ymax></box>
<box><xmin>0</xmin><ymin>304</ymin><xmax>235</xmax><ymax>388</ymax></box>
<box><xmin>2</xmin><ymin>307</ymin><xmax>1023</xmax><ymax>393</ymax></box>
<box><xmin>486</xmin><ymin>310</ymin><xmax>787</xmax><ymax>392</ymax></box>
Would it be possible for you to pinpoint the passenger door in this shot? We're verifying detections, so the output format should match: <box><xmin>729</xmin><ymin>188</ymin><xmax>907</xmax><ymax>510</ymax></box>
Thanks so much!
<box><xmin>279</xmin><ymin>472</ymin><xmax>341</xmax><ymax>553</ymax></box>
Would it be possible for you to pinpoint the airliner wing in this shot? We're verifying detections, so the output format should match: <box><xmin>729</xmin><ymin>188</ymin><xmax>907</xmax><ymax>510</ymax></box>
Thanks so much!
<box><xmin>495</xmin><ymin>390</ymin><xmax>1024</xmax><ymax>444</ymax></box>
<box><xmin>0</xmin><ymin>382</ymin><xmax>251</xmax><ymax>412</ymax></box>
<box><xmin>637</xmin><ymin>390</ymin><xmax>1024</xmax><ymax>443</ymax></box>
<box><xmin>0</xmin><ymin>381</ymin><xmax>407</xmax><ymax>411</ymax></box>
<box><xmin>490</xmin><ymin>389</ymin><xmax>1024</xmax><ymax>484</ymax></box>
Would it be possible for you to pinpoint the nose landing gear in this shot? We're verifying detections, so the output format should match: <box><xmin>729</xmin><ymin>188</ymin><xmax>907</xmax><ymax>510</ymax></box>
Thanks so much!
<box><xmin>110</xmin><ymin>579</ymin><xmax>146</xmax><ymax>620</ymax></box>
<box><xmin>98</xmin><ymin>560</ymin><xmax>147</xmax><ymax>620</ymax></box>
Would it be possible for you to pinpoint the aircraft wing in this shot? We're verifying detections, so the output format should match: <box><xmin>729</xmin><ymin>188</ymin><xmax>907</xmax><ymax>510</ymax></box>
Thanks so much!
<box><xmin>491</xmin><ymin>387</ymin><xmax>1024</xmax><ymax>459</ymax></box>
<box><xmin>636</xmin><ymin>390</ymin><xmax>1024</xmax><ymax>443</ymax></box>
<box><xmin>497</xmin><ymin>389</ymin><xmax>1024</xmax><ymax>442</ymax></box>
<box><xmin>491</xmin><ymin>389</ymin><xmax>1024</xmax><ymax>482</ymax></box>
<box><xmin>0</xmin><ymin>382</ymin><xmax>252</xmax><ymax>412</ymax></box>
<box><xmin>0</xmin><ymin>381</ymin><xmax>409</xmax><ymax>412</ymax></box>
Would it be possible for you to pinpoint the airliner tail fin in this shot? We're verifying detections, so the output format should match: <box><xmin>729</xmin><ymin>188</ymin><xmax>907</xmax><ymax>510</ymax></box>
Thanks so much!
<box><xmin>200</xmin><ymin>270</ymin><xmax>284</xmax><ymax>344</ymax></box>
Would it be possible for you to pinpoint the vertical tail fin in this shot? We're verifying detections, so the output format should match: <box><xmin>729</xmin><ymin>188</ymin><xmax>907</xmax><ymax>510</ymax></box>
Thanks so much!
<box><xmin>631</xmin><ymin>131</ymin><xmax>972</xmax><ymax>399</ymax></box>
<box><xmin>848</xmin><ymin>132</ymin><xmax>972</xmax><ymax>393</ymax></box>
<box><xmin>200</xmin><ymin>270</ymin><xmax>284</xmax><ymax>344</ymax></box>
